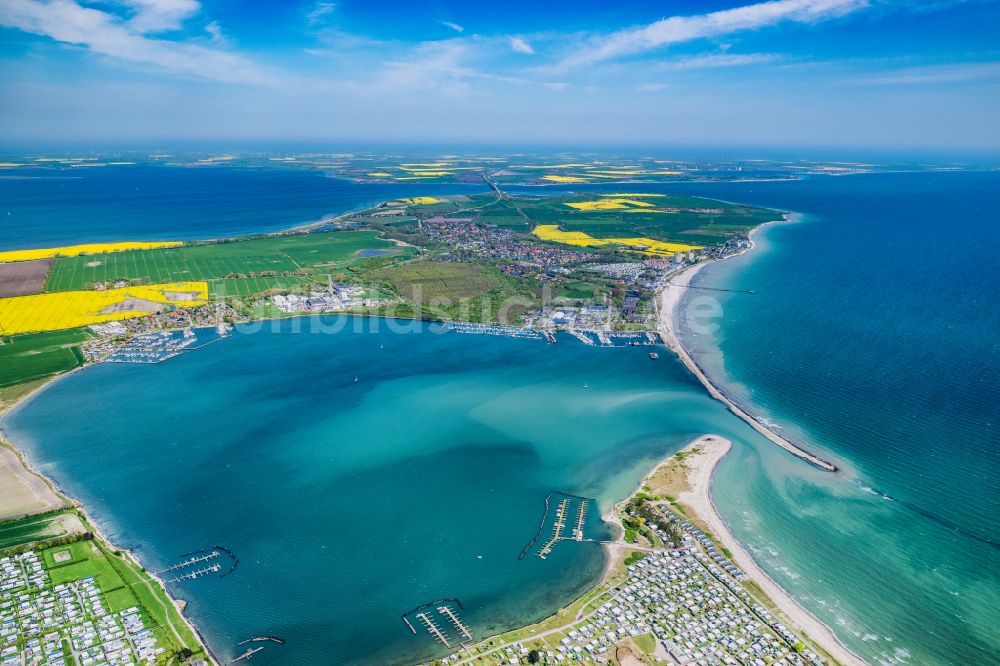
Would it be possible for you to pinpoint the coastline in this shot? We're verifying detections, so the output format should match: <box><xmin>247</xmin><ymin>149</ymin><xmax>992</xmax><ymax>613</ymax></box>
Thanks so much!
<box><xmin>0</xmin><ymin>203</ymin><xmax>835</xmax><ymax>666</ymax></box>
<box><xmin>0</xmin><ymin>373</ymin><xmax>220</xmax><ymax>664</ymax></box>
<box><xmin>666</xmin><ymin>436</ymin><xmax>867</xmax><ymax>666</ymax></box>
<box><xmin>440</xmin><ymin>434</ymin><xmax>867</xmax><ymax>666</ymax></box>
<box><xmin>655</xmin><ymin>217</ymin><xmax>840</xmax><ymax>473</ymax></box>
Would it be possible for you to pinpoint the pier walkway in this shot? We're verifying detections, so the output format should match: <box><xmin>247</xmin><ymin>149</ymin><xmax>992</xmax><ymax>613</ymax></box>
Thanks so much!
<box><xmin>438</xmin><ymin>606</ymin><xmax>473</xmax><ymax>642</ymax></box>
<box><xmin>416</xmin><ymin>612</ymin><xmax>451</xmax><ymax>647</ymax></box>
<box><xmin>168</xmin><ymin>563</ymin><xmax>220</xmax><ymax>583</ymax></box>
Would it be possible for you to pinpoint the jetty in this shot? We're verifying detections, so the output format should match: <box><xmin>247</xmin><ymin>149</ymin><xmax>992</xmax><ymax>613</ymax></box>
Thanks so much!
<box><xmin>437</xmin><ymin>605</ymin><xmax>473</xmax><ymax>641</ymax></box>
<box><xmin>536</xmin><ymin>497</ymin><xmax>570</xmax><ymax>558</ymax></box>
<box><xmin>168</xmin><ymin>563</ymin><xmax>221</xmax><ymax>583</ymax></box>
<box><xmin>153</xmin><ymin>551</ymin><xmax>219</xmax><ymax>575</ymax></box>
<box><xmin>416</xmin><ymin>612</ymin><xmax>451</xmax><ymax>647</ymax></box>
<box><xmin>231</xmin><ymin>646</ymin><xmax>263</xmax><ymax>662</ymax></box>
<box><xmin>573</xmin><ymin>500</ymin><xmax>588</xmax><ymax>541</ymax></box>
<box><xmin>658</xmin><ymin>272</ymin><xmax>838</xmax><ymax>473</ymax></box>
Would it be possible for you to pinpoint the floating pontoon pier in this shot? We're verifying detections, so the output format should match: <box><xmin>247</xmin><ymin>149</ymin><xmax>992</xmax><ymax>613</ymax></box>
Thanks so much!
<box><xmin>521</xmin><ymin>491</ymin><xmax>596</xmax><ymax>560</ymax></box>
<box><xmin>416</xmin><ymin>612</ymin><xmax>451</xmax><ymax>647</ymax></box>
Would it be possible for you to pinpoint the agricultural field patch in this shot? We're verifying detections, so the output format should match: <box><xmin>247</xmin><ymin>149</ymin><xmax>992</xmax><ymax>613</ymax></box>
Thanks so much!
<box><xmin>0</xmin><ymin>259</ymin><xmax>52</xmax><ymax>297</ymax></box>
<box><xmin>45</xmin><ymin>230</ymin><xmax>395</xmax><ymax>292</ymax></box>
<box><xmin>0</xmin><ymin>511</ymin><xmax>85</xmax><ymax>551</ymax></box>
<box><xmin>379</xmin><ymin>261</ymin><xmax>501</xmax><ymax>302</ymax></box>
<box><xmin>0</xmin><ymin>328</ymin><xmax>93</xmax><ymax>387</ymax></box>
<box><xmin>0</xmin><ymin>242</ymin><xmax>182</xmax><ymax>263</ymax></box>
<box><xmin>0</xmin><ymin>282</ymin><xmax>208</xmax><ymax>335</ymax></box>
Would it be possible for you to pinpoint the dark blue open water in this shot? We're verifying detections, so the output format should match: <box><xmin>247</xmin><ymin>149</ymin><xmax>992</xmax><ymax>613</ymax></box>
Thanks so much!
<box><xmin>0</xmin><ymin>165</ymin><xmax>482</xmax><ymax>250</ymax></box>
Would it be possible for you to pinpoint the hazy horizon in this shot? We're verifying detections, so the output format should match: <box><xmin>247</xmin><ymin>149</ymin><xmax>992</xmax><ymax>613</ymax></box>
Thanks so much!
<box><xmin>2</xmin><ymin>0</ymin><xmax>1000</xmax><ymax>151</ymax></box>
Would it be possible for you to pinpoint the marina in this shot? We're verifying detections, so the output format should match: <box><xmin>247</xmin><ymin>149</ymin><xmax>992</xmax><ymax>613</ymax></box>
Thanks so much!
<box><xmin>521</xmin><ymin>492</ymin><xmax>596</xmax><ymax>560</ymax></box>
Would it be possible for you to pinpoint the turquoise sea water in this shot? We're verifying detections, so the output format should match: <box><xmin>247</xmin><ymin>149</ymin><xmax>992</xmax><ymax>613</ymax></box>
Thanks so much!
<box><xmin>669</xmin><ymin>172</ymin><xmax>1000</xmax><ymax>666</ymax></box>
<box><xmin>3</xmin><ymin>320</ymin><xmax>782</xmax><ymax>664</ymax></box>
<box><xmin>1</xmin><ymin>169</ymin><xmax>998</xmax><ymax>665</ymax></box>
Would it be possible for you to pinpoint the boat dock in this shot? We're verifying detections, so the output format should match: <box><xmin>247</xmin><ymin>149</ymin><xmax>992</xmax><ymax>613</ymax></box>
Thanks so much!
<box><xmin>437</xmin><ymin>606</ymin><xmax>473</xmax><ymax>642</ymax></box>
<box><xmin>568</xmin><ymin>330</ymin><xmax>595</xmax><ymax>346</ymax></box>
<box><xmin>154</xmin><ymin>551</ymin><xmax>220</xmax><ymax>575</ymax></box>
<box><xmin>573</xmin><ymin>500</ymin><xmax>588</xmax><ymax>541</ymax></box>
<box><xmin>168</xmin><ymin>563</ymin><xmax>221</xmax><ymax>583</ymax></box>
<box><xmin>416</xmin><ymin>612</ymin><xmax>451</xmax><ymax>647</ymax></box>
<box><xmin>231</xmin><ymin>646</ymin><xmax>263</xmax><ymax>662</ymax></box>
<box><xmin>536</xmin><ymin>498</ymin><xmax>570</xmax><ymax>558</ymax></box>
<box><xmin>448</xmin><ymin>322</ymin><xmax>543</xmax><ymax>340</ymax></box>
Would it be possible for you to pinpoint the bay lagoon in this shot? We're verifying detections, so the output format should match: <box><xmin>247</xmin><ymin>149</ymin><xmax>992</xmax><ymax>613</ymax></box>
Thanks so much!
<box><xmin>2</xmin><ymin>170</ymin><xmax>998</xmax><ymax>665</ymax></box>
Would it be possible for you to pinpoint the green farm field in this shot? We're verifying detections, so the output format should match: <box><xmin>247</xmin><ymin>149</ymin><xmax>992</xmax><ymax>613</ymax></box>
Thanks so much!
<box><xmin>513</xmin><ymin>194</ymin><xmax>781</xmax><ymax>246</ymax></box>
<box><xmin>0</xmin><ymin>328</ymin><xmax>92</xmax><ymax>388</ymax></box>
<box><xmin>0</xmin><ymin>510</ymin><xmax>85</xmax><ymax>551</ymax></box>
<box><xmin>45</xmin><ymin>230</ymin><xmax>402</xmax><ymax>292</ymax></box>
<box><xmin>379</xmin><ymin>260</ymin><xmax>501</xmax><ymax>302</ymax></box>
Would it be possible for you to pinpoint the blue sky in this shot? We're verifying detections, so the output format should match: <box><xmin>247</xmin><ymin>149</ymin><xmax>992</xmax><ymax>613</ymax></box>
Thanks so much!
<box><xmin>1</xmin><ymin>0</ymin><xmax>999</xmax><ymax>152</ymax></box>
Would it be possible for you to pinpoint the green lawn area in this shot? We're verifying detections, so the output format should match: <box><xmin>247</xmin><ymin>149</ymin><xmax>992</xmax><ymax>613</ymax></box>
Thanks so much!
<box><xmin>45</xmin><ymin>230</ymin><xmax>400</xmax><ymax>292</ymax></box>
<box><xmin>375</xmin><ymin>260</ymin><xmax>542</xmax><ymax>323</ymax></box>
<box><xmin>0</xmin><ymin>510</ymin><xmax>84</xmax><ymax>551</ymax></box>
<box><xmin>379</xmin><ymin>260</ymin><xmax>501</xmax><ymax>302</ymax></box>
<box><xmin>0</xmin><ymin>328</ymin><xmax>92</xmax><ymax>388</ymax></box>
<box><xmin>39</xmin><ymin>538</ymin><xmax>208</xmax><ymax>662</ymax></box>
<box><xmin>634</xmin><ymin>632</ymin><xmax>657</xmax><ymax>654</ymax></box>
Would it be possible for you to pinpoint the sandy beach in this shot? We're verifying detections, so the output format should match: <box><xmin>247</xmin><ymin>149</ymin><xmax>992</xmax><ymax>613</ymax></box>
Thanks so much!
<box><xmin>655</xmin><ymin>225</ymin><xmax>839</xmax><ymax>473</ymax></box>
<box><xmin>662</xmin><ymin>435</ymin><xmax>867</xmax><ymax>666</ymax></box>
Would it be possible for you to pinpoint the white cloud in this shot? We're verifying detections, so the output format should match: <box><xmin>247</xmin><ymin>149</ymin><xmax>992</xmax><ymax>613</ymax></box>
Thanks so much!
<box><xmin>853</xmin><ymin>61</ymin><xmax>1000</xmax><ymax>85</ymax></box>
<box><xmin>558</xmin><ymin>0</ymin><xmax>868</xmax><ymax>69</ymax></box>
<box><xmin>658</xmin><ymin>52</ymin><xmax>780</xmax><ymax>70</ymax></box>
<box><xmin>124</xmin><ymin>0</ymin><xmax>200</xmax><ymax>33</ymax></box>
<box><xmin>204</xmin><ymin>20</ymin><xmax>225</xmax><ymax>43</ymax></box>
<box><xmin>439</xmin><ymin>20</ymin><xmax>464</xmax><ymax>33</ymax></box>
<box><xmin>306</xmin><ymin>1</ymin><xmax>335</xmax><ymax>27</ymax></box>
<box><xmin>379</xmin><ymin>40</ymin><xmax>475</xmax><ymax>90</ymax></box>
<box><xmin>510</xmin><ymin>36</ymin><xmax>534</xmax><ymax>54</ymax></box>
<box><xmin>0</xmin><ymin>0</ymin><xmax>279</xmax><ymax>85</ymax></box>
<box><xmin>636</xmin><ymin>82</ymin><xmax>667</xmax><ymax>92</ymax></box>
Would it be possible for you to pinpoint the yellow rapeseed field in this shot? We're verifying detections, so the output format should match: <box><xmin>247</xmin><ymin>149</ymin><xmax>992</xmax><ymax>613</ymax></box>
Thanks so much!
<box><xmin>598</xmin><ymin>193</ymin><xmax>665</xmax><ymax>197</ymax></box>
<box><xmin>0</xmin><ymin>242</ymin><xmax>183</xmax><ymax>264</ymax></box>
<box><xmin>367</xmin><ymin>172</ymin><xmax>393</xmax><ymax>177</ymax></box>
<box><xmin>564</xmin><ymin>199</ymin><xmax>655</xmax><ymax>211</ymax></box>
<box><xmin>541</xmin><ymin>175</ymin><xmax>589</xmax><ymax>183</ymax></box>
<box><xmin>0</xmin><ymin>282</ymin><xmax>209</xmax><ymax>335</ymax></box>
<box><xmin>394</xmin><ymin>172</ymin><xmax>450</xmax><ymax>178</ymax></box>
<box><xmin>513</xmin><ymin>164</ymin><xmax>589</xmax><ymax>169</ymax></box>
<box><xmin>402</xmin><ymin>197</ymin><xmax>442</xmax><ymax>205</ymax></box>
<box><xmin>532</xmin><ymin>225</ymin><xmax>702</xmax><ymax>257</ymax></box>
